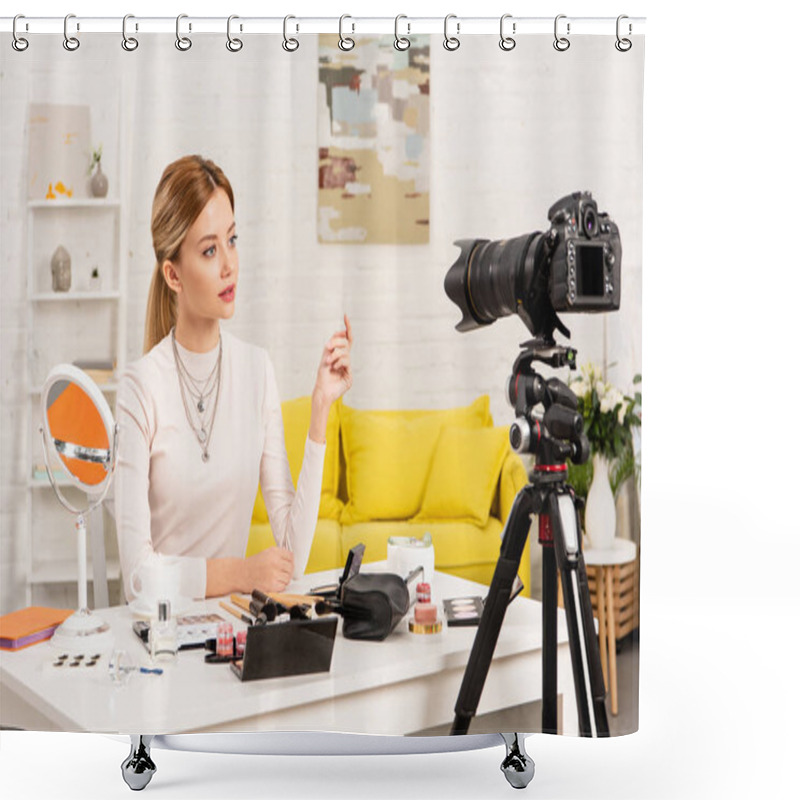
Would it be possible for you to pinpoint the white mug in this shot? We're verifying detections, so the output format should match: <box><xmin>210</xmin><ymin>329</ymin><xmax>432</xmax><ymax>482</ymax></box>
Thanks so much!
<box><xmin>129</xmin><ymin>555</ymin><xmax>183</xmax><ymax>612</ymax></box>
<box><xmin>387</xmin><ymin>534</ymin><xmax>435</xmax><ymax>588</ymax></box>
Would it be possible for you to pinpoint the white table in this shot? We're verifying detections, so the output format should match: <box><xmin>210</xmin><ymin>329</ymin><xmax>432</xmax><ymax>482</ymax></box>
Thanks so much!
<box><xmin>583</xmin><ymin>538</ymin><xmax>637</xmax><ymax>716</ymax></box>
<box><xmin>1</xmin><ymin>566</ymin><xmax>577</xmax><ymax>736</ymax></box>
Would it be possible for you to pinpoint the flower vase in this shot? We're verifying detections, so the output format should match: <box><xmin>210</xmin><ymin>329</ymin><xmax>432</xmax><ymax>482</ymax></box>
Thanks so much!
<box><xmin>90</xmin><ymin>163</ymin><xmax>109</xmax><ymax>198</ymax></box>
<box><xmin>585</xmin><ymin>453</ymin><xmax>616</xmax><ymax>549</ymax></box>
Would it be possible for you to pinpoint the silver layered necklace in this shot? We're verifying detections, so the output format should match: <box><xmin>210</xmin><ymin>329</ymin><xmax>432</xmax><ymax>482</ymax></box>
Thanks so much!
<box><xmin>171</xmin><ymin>327</ymin><xmax>222</xmax><ymax>462</ymax></box>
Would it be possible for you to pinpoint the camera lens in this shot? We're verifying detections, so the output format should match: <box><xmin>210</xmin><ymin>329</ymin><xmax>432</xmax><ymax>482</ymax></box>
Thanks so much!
<box><xmin>582</xmin><ymin>206</ymin><xmax>597</xmax><ymax>238</ymax></box>
<box><xmin>444</xmin><ymin>233</ymin><xmax>538</xmax><ymax>332</ymax></box>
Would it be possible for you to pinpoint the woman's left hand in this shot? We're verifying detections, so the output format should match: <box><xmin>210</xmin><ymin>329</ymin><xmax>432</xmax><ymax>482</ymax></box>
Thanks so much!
<box><xmin>313</xmin><ymin>314</ymin><xmax>353</xmax><ymax>407</ymax></box>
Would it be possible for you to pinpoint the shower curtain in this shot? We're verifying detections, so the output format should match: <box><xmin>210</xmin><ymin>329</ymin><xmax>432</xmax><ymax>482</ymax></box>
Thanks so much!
<box><xmin>0</xmin><ymin>19</ymin><xmax>643</xmax><ymax>749</ymax></box>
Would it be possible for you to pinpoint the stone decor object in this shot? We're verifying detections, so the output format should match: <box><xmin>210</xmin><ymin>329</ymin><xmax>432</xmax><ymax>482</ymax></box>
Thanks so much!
<box><xmin>50</xmin><ymin>245</ymin><xmax>71</xmax><ymax>292</ymax></box>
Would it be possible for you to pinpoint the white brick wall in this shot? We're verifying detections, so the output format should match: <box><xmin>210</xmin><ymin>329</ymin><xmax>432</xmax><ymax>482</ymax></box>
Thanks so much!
<box><xmin>1</xmin><ymin>34</ymin><xmax>643</xmax><ymax>613</ymax></box>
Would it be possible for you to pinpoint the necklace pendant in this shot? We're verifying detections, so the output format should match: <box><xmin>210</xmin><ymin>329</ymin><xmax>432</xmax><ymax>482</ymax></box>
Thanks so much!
<box><xmin>197</xmin><ymin>398</ymin><xmax>205</xmax><ymax>412</ymax></box>
<box><xmin>198</xmin><ymin>428</ymin><xmax>207</xmax><ymax>443</ymax></box>
<box><xmin>202</xmin><ymin>450</ymin><xmax>209</xmax><ymax>463</ymax></box>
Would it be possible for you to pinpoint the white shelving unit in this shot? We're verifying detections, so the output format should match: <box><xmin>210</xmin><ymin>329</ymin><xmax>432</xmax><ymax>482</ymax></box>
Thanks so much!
<box><xmin>23</xmin><ymin>72</ymin><xmax>131</xmax><ymax>609</ymax></box>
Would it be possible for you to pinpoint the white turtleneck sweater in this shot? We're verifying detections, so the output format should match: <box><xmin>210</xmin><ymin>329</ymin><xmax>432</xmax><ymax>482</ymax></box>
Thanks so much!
<box><xmin>114</xmin><ymin>328</ymin><xmax>325</xmax><ymax>602</ymax></box>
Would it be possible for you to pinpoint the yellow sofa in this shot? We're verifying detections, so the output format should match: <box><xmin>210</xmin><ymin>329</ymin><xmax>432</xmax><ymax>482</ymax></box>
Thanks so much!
<box><xmin>247</xmin><ymin>395</ymin><xmax>531</xmax><ymax>595</ymax></box>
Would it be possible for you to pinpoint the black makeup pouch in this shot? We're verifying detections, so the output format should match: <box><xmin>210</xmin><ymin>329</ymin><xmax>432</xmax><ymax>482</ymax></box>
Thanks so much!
<box><xmin>339</xmin><ymin>572</ymin><xmax>410</xmax><ymax>641</ymax></box>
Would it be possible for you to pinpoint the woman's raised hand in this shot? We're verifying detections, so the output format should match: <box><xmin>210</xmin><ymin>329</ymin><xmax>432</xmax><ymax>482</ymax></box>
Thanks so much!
<box><xmin>314</xmin><ymin>314</ymin><xmax>353</xmax><ymax>407</ymax></box>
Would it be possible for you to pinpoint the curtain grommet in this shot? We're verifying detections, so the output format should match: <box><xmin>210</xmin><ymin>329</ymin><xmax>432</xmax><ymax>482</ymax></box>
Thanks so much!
<box><xmin>282</xmin><ymin>15</ymin><xmax>299</xmax><ymax>52</ymax></box>
<box><xmin>394</xmin><ymin>15</ymin><xmax>411</xmax><ymax>51</ymax></box>
<box><xmin>499</xmin><ymin>14</ymin><xmax>516</xmax><ymax>51</ymax></box>
<box><xmin>615</xmin><ymin>15</ymin><xmax>632</xmax><ymax>52</ymax></box>
<box><xmin>226</xmin><ymin>15</ymin><xmax>243</xmax><ymax>52</ymax></box>
<box><xmin>554</xmin><ymin>14</ymin><xmax>571</xmax><ymax>52</ymax></box>
<box><xmin>443</xmin><ymin>14</ymin><xmax>460</xmax><ymax>51</ymax></box>
<box><xmin>338</xmin><ymin>14</ymin><xmax>355</xmax><ymax>51</ymax></box>
<box><xmin>122</xmin><ymin>14</ymin><xmax>139</xmax><ymax>51</ymax></box>
<box><xmin>175</xmin><ymin>14</ymin><xmax>192</xmax><ymax>51</ymax></box>
<box><xmin>63</xmin><ymin>14</ymin><xmax>80</xmax><ymax>51</ymax></box>
<box><xmin>12</xmin><ymin>15</ymin><xmax>29</xmax><ymax>51</ymax></box>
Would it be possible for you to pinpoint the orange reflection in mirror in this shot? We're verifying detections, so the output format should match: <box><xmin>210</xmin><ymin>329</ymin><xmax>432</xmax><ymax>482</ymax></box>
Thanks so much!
<box><xmin>46</xmin><ymin>381</ymin><xmax>109</xmax><ymax>486</ymax></box>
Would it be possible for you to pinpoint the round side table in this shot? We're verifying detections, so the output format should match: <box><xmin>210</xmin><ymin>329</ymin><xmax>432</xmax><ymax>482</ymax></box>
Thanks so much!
<box><xmin>583</xmin><ymin>537</ymin><xmax>637</xmax><ymax>716</ymax></box>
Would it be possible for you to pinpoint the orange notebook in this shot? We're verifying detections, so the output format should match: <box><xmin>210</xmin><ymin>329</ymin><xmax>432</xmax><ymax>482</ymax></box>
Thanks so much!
<box><xmin>0</xmin><ymin>606</ymin><xmax>72</xmax><ymax>651</ymax></box>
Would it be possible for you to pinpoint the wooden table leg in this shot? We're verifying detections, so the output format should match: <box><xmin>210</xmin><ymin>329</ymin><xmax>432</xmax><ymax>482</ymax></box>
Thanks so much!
<box><xmin>605</xmin><ymin>566</ymin><xmax>618</xmax><ymax>716</ymax></box>
<box><xmin>595</xmin><ymin>566</ymin><xmax>608</xmax><ymax>690</ymax></box>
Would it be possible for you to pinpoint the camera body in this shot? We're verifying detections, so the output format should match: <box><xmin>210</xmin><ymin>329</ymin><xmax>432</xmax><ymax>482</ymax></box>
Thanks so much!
<box><xmin>444</xmin><ymin>191</ymin><xmax>621</xmax><ymax>342</ymax></box>
<box><xmin>544</xmin><ymin>192</ymin><xmax>621</xmax><ymax>313</ymax></box>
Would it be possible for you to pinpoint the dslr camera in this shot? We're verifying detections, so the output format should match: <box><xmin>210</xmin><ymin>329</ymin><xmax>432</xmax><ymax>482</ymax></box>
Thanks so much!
<box><xmin>444</xmin><ymin>191</ymin><xmax>621</xmax><ymax>343</ymax></box>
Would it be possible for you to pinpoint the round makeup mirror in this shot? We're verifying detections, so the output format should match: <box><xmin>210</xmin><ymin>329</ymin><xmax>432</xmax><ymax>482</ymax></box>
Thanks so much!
<box><xmin>39</xmin><ymin>364</ymin><xmax>118</xmax><ymax>653</ymax></box>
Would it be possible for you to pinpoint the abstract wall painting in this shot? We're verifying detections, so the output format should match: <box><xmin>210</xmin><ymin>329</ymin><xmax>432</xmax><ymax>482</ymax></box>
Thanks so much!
<box><xmin>318</xmin><ymin>35</ymin><xmax>430</xmax><ymax>244</ymax></box>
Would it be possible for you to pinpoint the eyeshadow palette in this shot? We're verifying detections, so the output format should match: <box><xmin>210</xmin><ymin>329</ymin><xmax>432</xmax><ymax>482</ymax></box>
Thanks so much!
<box><xmin>443</xmin><ymin>596</ymin><xmax>484</xmax><ymax>627</ymax></box>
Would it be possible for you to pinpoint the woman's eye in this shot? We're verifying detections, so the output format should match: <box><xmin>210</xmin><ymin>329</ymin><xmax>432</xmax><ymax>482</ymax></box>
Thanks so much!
<box><xmin>229</xmin><ymin>234</ymin><xmax>238</xmax><ymax>247</ymax></box>
<box><xmin>203</xmin><ymin>245</ymin><xmax>216</xmax><ymax>257</ymax></box>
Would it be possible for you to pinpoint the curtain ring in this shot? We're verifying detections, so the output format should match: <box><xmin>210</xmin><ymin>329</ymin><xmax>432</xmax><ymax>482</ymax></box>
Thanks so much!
<box><xmin>227</xmin><ymin>15</ymin><xmax>243</xmax><ymax>52</ymax></box>
<box><xmin>176</xmin><ymin>14</ymin><xmax>192</xmax><ymax>51</ymax></box>
<box><xmin>443</xmin><ymin>14</ymin><xmax>460</xmax><ymax>51</ymax></box>
<box><xmin>499</xmin><ymin>14</ymin><xmax>516</xmax><ymax>51</ymax></box>
<box><xmin>63</xmin><ymin>14</ymin><xmax>80</xmax><ymax>51</ymax></box>
<box><xmin>12</xmin><ymin>15</ymin><xmax>29</xmax><ymax>52</ymax></box>
<box><xmin>338</xmin><ymin>15</ymin><xmax>355</xmax><ymax>51</ymax></box>
<box><xmin>553</xmin><ymin>14</ymin><xmax>570</xmax><ymax>51</ymax></box>
<box><xmin>394</xmin><ymin>15</ymin><xmax>411</xmax><ymax>51</ymax></box>
<box><xmin>615</xmin><ymin>15</ymin><xmax>632</xmax><ymax>52</ymax></box>
<box><xmin>282</xmin><ymin>15</ymin><xmax>299</xmax><ymax>51</ymax></box>
<box><xmin>122</xmin><ymin>14</ymin><xmax>139</xmax><ymax>51</ymax></box>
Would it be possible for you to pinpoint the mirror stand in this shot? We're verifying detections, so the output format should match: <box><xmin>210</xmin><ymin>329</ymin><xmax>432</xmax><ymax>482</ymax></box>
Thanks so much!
<box><xmin>39</xmin><ymin>423</ymin><xmax>117</xmax><ymax>655</ymax></box>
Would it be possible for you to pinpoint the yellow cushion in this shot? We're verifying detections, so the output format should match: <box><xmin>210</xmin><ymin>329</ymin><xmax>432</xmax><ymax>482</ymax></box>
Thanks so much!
<box><xmin>252</xmin><ymin>397</ymin><xmax>342</xmax><ymax>524</ymax></box>
<box><xmin>414</xmin><ymin>426</ymin><xmax>510</xmax><ymax>527</ymax></box>
<box><xmin>339</xmin><ymin>396</ymin><xmax>491</xmax><ymax>524</ymax></box>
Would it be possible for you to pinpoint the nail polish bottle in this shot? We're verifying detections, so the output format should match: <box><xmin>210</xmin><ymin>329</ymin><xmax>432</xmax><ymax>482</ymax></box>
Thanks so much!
<box><xmin>150</xmin><ymin>600</ymin><xmax>177</xmax><ymax>662</ymax></box>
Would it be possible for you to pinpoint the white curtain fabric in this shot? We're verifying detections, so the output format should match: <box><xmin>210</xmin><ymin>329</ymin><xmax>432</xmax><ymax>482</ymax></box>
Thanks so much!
<box><xmin>0</xmin><ymin>30</ymin><xmax>642</xmax><ymax>737</ymax></box>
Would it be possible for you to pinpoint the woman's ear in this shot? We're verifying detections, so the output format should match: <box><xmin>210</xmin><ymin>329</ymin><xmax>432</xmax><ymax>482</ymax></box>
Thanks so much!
<box><xmin>162</xmin><ymin>259</ymin><xmax>181</xmax><ymax>293</ymax></box>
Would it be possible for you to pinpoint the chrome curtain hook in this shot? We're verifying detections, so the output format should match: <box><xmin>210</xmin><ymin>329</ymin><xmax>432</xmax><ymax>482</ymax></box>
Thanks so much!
<box><xmin>63</xmin><ymin>13</ymin><xmax>80</xmax><ymax>51</ymax></box>
<box><xmin>176</xmin><ymin>14</ymin><xmax>192</xmax><ymax>51</ymax></box>
<box><xmin>615</xmin><ymin>14</ymin><xmax>632</xmax><ymax>52</ymax></box>
<box><xmin>122</xmin><ymin>14</ymin><xmax>139</xmax><ymax>51</ymax></box>
<box><xmin>227</xmin><ymin>15</ymin><xmax>243</xmax><ymax>52</ymax></box>
<box><xmin>338</xmin><ymin>14</ymin><xmax>355</xmax><ymax>51</ymax></box>
<box><xmin>499</xmin><ymin>14</ymin><xmax>516</xmax><ymax>51</ymax></box>
<box><xmin>282</xmin><ymin>15</ymin><xmax>299</xmax><ymax>51</ymax></box>
<box><xmin>554</xmin><ymin>14</ymin><xmax>571</xmax><ymax>51</ymax></box>
<box><xmin>394</xmin><ymin>15</ymin><xmax>411</xmax><ymax>51</ymax></box>
<box><xmin>443</xmin><ymin>13</ymin><xmax>460</xmax><ymax>51</ymax></box>
<box><xmin>12</xmin><ymin>14</ymin><xmax>29</xmax><ymax>51</ymax></box>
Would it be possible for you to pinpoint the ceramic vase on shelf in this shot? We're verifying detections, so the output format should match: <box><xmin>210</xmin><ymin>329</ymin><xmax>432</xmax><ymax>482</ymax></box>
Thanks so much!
<box><xmin>50</xmin><ymin>245</ymin><xmax>71</xmax><ymax>292</ymax></box>
<box><xmin>585</xmin><ymin>452</ymin><xmax>616</xmax><ymax>550</ymax></box>
<box><xmin>90</xmin><ymin>163</ymin><xmax>109</xmax><ymax>198</ymax></box>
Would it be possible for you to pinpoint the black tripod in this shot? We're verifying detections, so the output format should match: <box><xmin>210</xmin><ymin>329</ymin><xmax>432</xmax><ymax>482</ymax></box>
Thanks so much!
<box><xmin>451</xmin><ymin>341</ymin><xmax>610</xmax><ymax>738</ymax></box>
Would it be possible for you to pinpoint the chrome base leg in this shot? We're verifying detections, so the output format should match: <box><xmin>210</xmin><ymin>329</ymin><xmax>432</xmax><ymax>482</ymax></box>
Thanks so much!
<box><xmin>121</xmin><ymin>735</ymin><xmax>156</xmax><ymax>791</ymax></box>
<box><xmin>500</xmin><ymin>733</ymin><xmax>535</xmax><ymax>789</ymax></box>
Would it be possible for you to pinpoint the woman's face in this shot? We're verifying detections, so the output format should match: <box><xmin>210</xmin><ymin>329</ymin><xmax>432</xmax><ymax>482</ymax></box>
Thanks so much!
<box><xmin>165</xmin><ymin>186</ymin><xmax>239</xmax><ymax>324</ymax></box>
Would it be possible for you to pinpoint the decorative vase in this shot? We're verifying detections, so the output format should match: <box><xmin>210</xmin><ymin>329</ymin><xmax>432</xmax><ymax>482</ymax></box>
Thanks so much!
<box><xmin>90</xmin><ymin>163</ymin><xmax>109</xmax><ymax>198</ymax></box>
<box><xmin>585</xmin><ymin>453</ymin><xmax>616</xmax><ymax>550</ymax></box>
<box><xmin>89</xmin><ymin>271</ymin><xmax>102</xmax><ymax>291</ymax></box>
<box><xmin>50</xmin><ymin>245</ymin><xmax>71</xmax><ymax>292</ymax></box>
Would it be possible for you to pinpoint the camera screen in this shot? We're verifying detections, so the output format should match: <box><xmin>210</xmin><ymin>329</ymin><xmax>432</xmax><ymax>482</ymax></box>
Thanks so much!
<box><xmin>575</xmin><ymin>244</ymin><xmax>605</xmax><ymax>297</ymax></box>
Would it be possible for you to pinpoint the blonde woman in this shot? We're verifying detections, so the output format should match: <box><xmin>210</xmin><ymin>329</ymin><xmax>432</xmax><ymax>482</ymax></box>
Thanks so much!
<box><xmin>114</xmin><ymin>155</ymin><xmax>353</xmax><ymax>602</ymax></box>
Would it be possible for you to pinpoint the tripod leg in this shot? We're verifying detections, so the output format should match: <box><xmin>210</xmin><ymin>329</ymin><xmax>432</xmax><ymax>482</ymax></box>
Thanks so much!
<box><xmin>451</xmin><ymin>488</ymin><xmax>534</xmax><ymax>735</ymax></box>
<box><xmin>541</xmin><ymin>540</ymin><xmax>559</xmax><ymax>734</ymax></box>
<box><xmin>547</xmin><ymin>492</ymin><xmax>610</xmax><ymax>737</ymax></box>
<box><xmin>499</xmin><ymin>733</ymin><xmax>535</xmax><ymax>789</ymax></box>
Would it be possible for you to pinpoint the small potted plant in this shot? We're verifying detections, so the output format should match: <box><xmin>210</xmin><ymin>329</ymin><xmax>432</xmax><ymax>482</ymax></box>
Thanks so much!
<box><xmin>88</xmin><ymin>144</ymin><xmax>108</xmax><ymax>198</ymax></box>
<box><xmin>89</xmin><ymin>266</ymin><xmax>102</xmax><ymax>291</ymax></box>
<box><xmin>568</xmin><ymin>364</ymin><xmax>641</xmax><ymax>549</ymax></box>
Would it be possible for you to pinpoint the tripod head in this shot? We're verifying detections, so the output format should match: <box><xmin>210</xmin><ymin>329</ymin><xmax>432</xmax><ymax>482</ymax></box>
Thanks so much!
<box><xmin>506</xmin><ymin>339</ymin><xmax>590</xmax><ymax>469</ymax></box>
